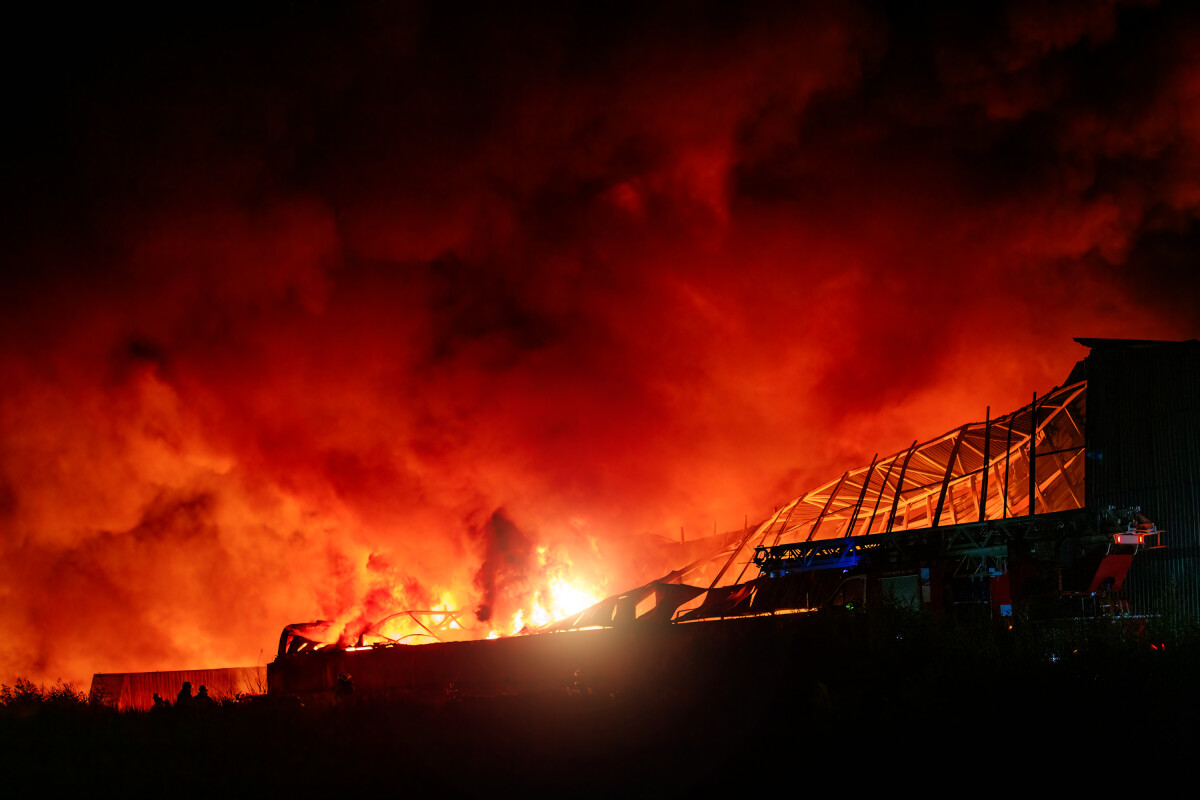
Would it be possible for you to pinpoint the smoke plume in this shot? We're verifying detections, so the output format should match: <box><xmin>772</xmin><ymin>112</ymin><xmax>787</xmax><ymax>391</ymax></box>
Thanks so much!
<box><xmin>2</xmin><ymin>1</ymin><xmax>1199</xmax><ymax>685</ymax></box>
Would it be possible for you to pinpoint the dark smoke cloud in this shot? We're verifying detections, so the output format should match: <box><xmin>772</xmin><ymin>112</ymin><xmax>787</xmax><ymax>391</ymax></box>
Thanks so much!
<box><xmin>472</xmin><ymin>509</ymin><xmax>534</xmax><ymax>624</ymax></box>
<box><xmin>2</xmin><ymin>1</ymin><xmax>1199</xmax><ymax>685</ymax></box>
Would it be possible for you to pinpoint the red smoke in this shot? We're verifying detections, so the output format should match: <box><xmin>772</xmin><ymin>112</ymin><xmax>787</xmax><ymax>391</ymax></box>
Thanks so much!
<box><xmin>2</xmin><ymin>1</ymin><xmax>1199</xmax><ymax>686</ymax></box>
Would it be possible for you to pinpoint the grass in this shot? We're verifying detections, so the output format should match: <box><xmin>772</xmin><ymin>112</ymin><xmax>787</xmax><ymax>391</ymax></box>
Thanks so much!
<box><xmin>3</xmin><ymin>610</ymin><xmax>1197</xmax><ymax>796</ymax></box>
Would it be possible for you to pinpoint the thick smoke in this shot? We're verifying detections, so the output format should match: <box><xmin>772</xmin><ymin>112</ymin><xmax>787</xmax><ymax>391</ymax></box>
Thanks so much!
<box><xmin>472</xmin><ymin>510</ymin><xmax>534</xmax><ymax>625</ymax></box>
<box><xmin>2</xmin><ymin>1</ymin><xmax>1200</xmax><ymax>685</ymax></box>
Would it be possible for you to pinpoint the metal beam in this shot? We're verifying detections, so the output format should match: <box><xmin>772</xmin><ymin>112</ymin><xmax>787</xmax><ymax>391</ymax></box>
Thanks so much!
<box><xmin>807</xmin><ymin>471</ymin><xmax>849</xmax><ymax>542</ymax></box>
<box><xmin>1002</xmin><ymin>410</ymin><xmax>1014</xmax><ymax>519</ymax></box>
<box><xmin>734</xmin><ymin>495</ymin><xmax>804</xmax><ymax>584</ymax></box>
<box><xmin>1029</xmin><ymin>391</ymin><xmax>1038</xmax><ymax>517</ymax></box>
<box><xmin>979</xmin><ymin>407</ymin><xmax>991</xmax><ymax>522</ymax></box>
<box><xmin>844</xmin><ymin>454</ymin><xmax>878</xmax><ymax>540</ymax></box>
<box><xmin>863</xmin><ymin>452</ymin><xmax>901</xmax><ymax>537</ymax></box>
<box><xmin>708</xmin><ymin>503</ymin><xmax>791</xmax><ymax>591</ymax></box>
<box><xmin>767</xmin><ymin>492</ymin><xmax>806</xmax><ymax>548</ymax></box>
<box><xmin>886</xmin><ymin>441</ymin><xmax>919</xmax><ymax>534</ymax></box>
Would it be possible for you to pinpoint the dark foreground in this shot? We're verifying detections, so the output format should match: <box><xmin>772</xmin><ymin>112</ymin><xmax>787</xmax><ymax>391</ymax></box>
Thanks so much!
<box><xmin>5</xmin><ymin>611</ymin><xmax>1199</xmax><ymax>797</ymax></box>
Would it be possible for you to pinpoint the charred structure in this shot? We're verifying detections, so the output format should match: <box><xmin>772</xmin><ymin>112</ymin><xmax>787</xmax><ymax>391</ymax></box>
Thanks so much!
<box><xmin>268</xmin><ymin>338</ymin><xmax>1199</xmax><ymax>701</ymax></box>
<box><xmin>543</xmin><ymin>339</ymin><xmax>1195</xmax><ymax>628</ymax></box>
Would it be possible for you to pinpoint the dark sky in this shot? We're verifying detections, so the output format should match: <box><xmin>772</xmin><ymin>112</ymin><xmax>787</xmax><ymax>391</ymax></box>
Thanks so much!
<box><xmin>2</xmin><ymin>1</ymin><xmax>1198</xmax><ymax>685</ymax></box>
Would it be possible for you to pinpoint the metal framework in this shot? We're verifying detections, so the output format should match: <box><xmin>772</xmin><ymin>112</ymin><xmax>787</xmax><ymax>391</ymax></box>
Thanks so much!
<box><xmin>548</xmin><ymin>379</ymin><xmax>1090</xmax><ymax>630</ymax></box>
<box><xmin>694</xmin><ymin>380</ymin><xmax>1086</xmax><ymax>592</ymax></box>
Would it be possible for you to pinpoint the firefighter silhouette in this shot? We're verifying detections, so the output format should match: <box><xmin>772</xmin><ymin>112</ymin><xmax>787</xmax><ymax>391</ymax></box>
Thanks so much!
<box><xmin>195</xmin><ymin>684</ymin><xmax>216</xmax><ymax>708</ymax></box>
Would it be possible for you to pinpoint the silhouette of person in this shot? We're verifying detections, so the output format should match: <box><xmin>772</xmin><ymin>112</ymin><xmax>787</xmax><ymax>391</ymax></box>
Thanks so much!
<box><xmin>176</xmin><ymin>681</ymin><xmax>194</xmax><ymax>709</ymax></box>
<box><xmin>195</xmin><ymin>685</ymin><xmax>216</xmax><ymax>708</ymax></box>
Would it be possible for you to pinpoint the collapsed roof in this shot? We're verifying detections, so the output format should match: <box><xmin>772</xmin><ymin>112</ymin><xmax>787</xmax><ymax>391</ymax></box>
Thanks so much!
<box><xmin>549</xmin><ymin>376</ymin><xmax>1088</xmax><ymax>629</ymax></box>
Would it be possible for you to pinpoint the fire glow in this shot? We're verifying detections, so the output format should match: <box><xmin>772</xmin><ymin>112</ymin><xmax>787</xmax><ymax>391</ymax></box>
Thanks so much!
<box><xmin>287</xmin><ymin>548</ymin><xmax>604</xmax><ymax>654</ymax></box>
<box><xmin>293</xmin><ymin>538</ymin><xmax>608</xmax><ymax>654</ymax></box>
<box><xmin>2</xmin><ymin>2</ymin><xmax>1200</xmax><ymax>687</ymax></box>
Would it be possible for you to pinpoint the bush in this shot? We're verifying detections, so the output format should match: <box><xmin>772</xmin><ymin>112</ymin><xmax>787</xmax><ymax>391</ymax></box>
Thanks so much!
<box><xmin>0</xmin><ymin>678</ymin><xmax>89</xmax><ymax>712</ymax></box>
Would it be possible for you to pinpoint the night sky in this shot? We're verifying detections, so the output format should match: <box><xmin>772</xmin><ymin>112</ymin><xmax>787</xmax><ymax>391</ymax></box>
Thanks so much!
<box><xmin>2</xmin><ymin>1</ymin><xmax>1199</xmax><ymax>686</ymax></box>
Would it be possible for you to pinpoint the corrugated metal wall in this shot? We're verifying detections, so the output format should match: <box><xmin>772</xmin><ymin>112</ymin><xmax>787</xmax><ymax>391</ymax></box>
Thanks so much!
<box><xmin>89</xmin><ymin>666</ymin><xmax>267</xmax><ymax>710</ymax></box>
<box><xmin>1083</xmin><ymin>340</ymin><xmax>1200</xmax><ymax>623</ymax></box>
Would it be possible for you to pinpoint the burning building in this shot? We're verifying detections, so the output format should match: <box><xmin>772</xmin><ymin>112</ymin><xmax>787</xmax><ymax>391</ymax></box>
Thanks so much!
<box><xmin>267</xmin><ymin>337</ymin><xmax>1200</xmax><ymax>701</ymax></box>
<box><xmin>8</xmin><ymin>1</ymin><xmax>1200</xmax><ymax>699</ymax></box>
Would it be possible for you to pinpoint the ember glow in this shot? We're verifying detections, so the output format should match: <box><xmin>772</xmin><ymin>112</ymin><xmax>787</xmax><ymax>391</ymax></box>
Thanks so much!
<box><xmin>321</xmin><ymin>541</ymin><xmax>602</xmax><ymax>648</ymax></box>
<box><xmin>2</xmin><ymin>2</ymin><xmax>1200</xmax><ymax>686</ymax></box>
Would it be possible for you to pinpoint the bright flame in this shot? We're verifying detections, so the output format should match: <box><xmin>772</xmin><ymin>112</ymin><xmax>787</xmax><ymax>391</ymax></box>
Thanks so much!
<box><xmin>519</xmin><ymin>576</ymin><xmax>600</xmax><ymax>631</ymax></box>
<box><xmin>530</xmin><ymin>602</ymin><xmax>551</xmax><ymax>629</ymax></box>
<box><xmin>498</xmin><ymin>542</ymin><xmax>604</xmax><ymax>636</ymax></box>
<box><xmin>547</xmin><ymin>576</ymin><xmax>599</xmax><ymax>618</ymax></box>
<box><xmin>371</xmin><ymin>592</ymin><xmax>478</xmax><ymax>644</ymax></box>
<box><xmin>327</xmin><ymin>541</ymin><xmax>606</xmax><ymax>650</ymax></box>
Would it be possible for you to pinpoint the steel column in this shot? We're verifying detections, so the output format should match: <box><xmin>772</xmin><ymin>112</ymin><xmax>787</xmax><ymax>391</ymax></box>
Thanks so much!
<box><xmin>886</xmin><ymin>441</ymin><xmax>919</xmax><ymax>534</ymax></box>
<box><xmin>933</xmin><ymin>425</ymin><xmax>970</xmax><ymax>528</ymax></box>
<box><xmin>844</xmin><ymin>454</ymin><xmax>878</xmax><ymax>540</ymax></box>
<box><xmin>979</xmin><ymin>407</ymin><xmax>991</xmax><ymax>522</ymax></box>
<box><xmin>1029</xmin><ymin>391</ymin><xmax>1038</xmax><ymax>517</ymax></box>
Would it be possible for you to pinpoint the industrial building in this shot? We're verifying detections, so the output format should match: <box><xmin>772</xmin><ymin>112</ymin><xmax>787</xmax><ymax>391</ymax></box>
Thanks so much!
<box><xmin>266</xmin><ymin>338</ymin><xmax>1199</xmax><ymax>701</ymax></box>
<box><xmin>544</xmin><ymin>338</ymin><xmax>1198</xmax><ymax>628</ymax></box>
